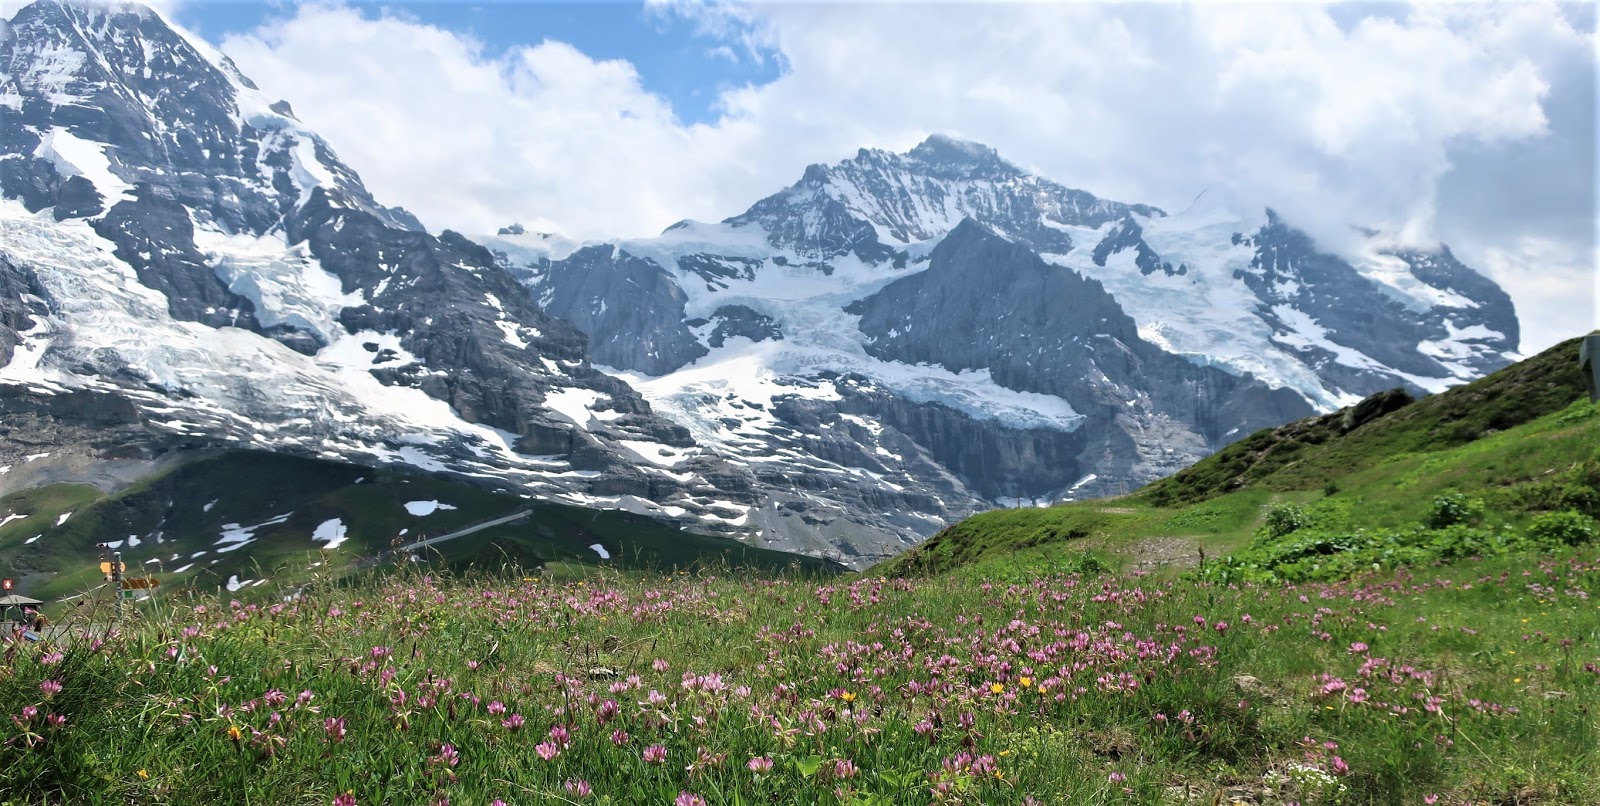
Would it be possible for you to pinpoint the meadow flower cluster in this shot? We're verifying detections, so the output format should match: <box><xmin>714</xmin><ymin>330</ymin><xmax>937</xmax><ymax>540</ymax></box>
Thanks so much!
<box><xmin>2</xmin><ymin>553</ymin><xmax>1597</xmax><ymax>804</ymax></box>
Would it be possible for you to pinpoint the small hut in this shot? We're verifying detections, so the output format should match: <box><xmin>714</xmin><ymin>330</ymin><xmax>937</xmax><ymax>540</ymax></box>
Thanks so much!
<box><xmin>0</xmin><ymin>593</ymin><xmax>44</xmax><ymax>626</ymax></box>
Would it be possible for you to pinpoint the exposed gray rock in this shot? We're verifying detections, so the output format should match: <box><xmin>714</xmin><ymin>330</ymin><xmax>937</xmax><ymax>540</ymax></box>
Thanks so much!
<box><xmin>1092</xmin><ymin>214</ymin><xmax>1186</xmax><ymax>276</ymax></box>
<box><xmin>689</xmin><ymin>305</ymin><xmax>782</xmax><ymax>349</ymax></box>
<box><xmin>849</xmin><ymin>220</ymin><xmax>1313</xmax><ymax>486</ymax></box>
<box><xmin>526</xmin><ymin>245</ymin><xmax>707</xmax><ymax>375</ymax></box>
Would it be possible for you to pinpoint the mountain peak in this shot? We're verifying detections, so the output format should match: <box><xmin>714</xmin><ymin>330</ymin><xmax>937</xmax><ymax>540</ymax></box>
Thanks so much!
<box><xmin>909</xmin><ymin>133</ymin><xmax>1001</xmax><ymax>160</ymax></box>
<box><xmin>903</xmin><ymin>134</ymin><xmax>1021</xmax><ymax>179</ymax></box>
<box><xmin>12</xmin><ymin>0</ymin><xmax>153</xmax><ymax>22</ymax></box>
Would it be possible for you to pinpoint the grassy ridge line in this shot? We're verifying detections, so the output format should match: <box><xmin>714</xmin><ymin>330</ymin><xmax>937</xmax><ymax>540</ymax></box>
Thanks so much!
<box><xmin>0</xmin><ymin>450</ymin><xmax>841</xmax><ymax>606</ymax></box>
<box><xmin>878</xmin><ymin>336</ymin><xmax>1599</xmax><ymax>578</ymax></box>
<box><xmin>1142</xmin><ymin>335</ymin><xmax>1590</xmax><ymax>508</ymax></box>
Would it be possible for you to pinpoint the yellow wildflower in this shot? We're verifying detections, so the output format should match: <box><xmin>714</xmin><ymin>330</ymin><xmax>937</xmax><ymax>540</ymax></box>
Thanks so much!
<box><xmin>840</xmin><ymin>691</ymin><xmax>857</xmax><ymax>703</ymax></box>
<box><xmin>136</xmin><ymin>770</ymin><xmax>149</xmax><ymax>780</ymax></box>
<box><xmin>1019</xmin><ymin>676</ymin><xmax>1033</xmax><ymax>688</ymax></box>
<box><xmin>990</xmin><ymin>682</ymin><xmax>1005</xmax><ymax>694</ymax></box>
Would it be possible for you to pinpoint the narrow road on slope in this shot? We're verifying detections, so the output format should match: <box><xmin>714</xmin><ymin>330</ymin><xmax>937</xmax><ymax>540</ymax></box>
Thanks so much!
<box><xmin>354</xmin><ymin>509</ymin><xmax>534</xmax><ymax>568</ymax></box>
<box><xmin>393</xmin><ymin>509</ymin><xmax>533</xmax><ymax>553</ymax></box>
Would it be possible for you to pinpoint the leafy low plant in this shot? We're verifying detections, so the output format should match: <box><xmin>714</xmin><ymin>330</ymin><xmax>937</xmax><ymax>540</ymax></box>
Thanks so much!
<box><xmin>1260</xmin><ymin>504</ymin><xmax>1309</xmax><ymax>539</ymax></box>
<box><xmin>1425</xmin><ymin>493</ymin><xmax>1486</xmax><ymax>529</ymax></box>
<box><xmin>1526</xmin><ymin>510</ymin><xmax>1600</xmax><ymax>548</ymax></box>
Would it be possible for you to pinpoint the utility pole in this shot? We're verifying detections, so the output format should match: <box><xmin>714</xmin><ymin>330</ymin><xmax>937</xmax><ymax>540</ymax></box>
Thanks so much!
<box><xmin>113</xmin><ymin>550</ymin><xmax>123</xmax><ymax>620</ymax></box>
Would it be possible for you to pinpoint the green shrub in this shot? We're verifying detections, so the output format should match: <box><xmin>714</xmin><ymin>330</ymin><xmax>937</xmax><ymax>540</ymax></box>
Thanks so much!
<box><xmin>1050</xmin><ymin>551</ymin><xmax>1110</xmax><ymax>576</ymax></box>
<box><xmin>1425</xmin><ymin>525</ymin><xmax>1511</xmax><ymax>560</ymax></box>
<box><xmin>1425</xmin><ymin>493</ymin><xmax>1485</xmax><ymax>529</ymax></box>
<box><xmin>1526</xmin><ymin>510</ymin><xmax>1600</xmax><ymax>548</ymax></box>
<box><xmin>1259</xmin><ymin>504</ymin><xmax>1308</xmax><ymax>539</ymax></box>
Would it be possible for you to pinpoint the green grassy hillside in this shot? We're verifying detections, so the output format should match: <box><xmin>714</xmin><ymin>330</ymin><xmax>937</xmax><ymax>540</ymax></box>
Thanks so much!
<box><xmin>0</xmin><ymin>451</ymin><xmax>840</xmax><ymax>606</ymax></box>
<box><xmin>878</xmin><ymin>335</ymin><xmax>1600</xmax><ymax>579</ymax></box>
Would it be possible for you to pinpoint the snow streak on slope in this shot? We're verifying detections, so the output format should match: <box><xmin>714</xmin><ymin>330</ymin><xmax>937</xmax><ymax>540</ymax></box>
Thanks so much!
<box><xmin>193</xmin><ymin>224</ymin><xmax>362</xmax><ymax>343</ymax></box>
<box><xmin>1038</xmin><ymin>207</ymin><xmax>1367</xmax><ymax>409</ymax></box>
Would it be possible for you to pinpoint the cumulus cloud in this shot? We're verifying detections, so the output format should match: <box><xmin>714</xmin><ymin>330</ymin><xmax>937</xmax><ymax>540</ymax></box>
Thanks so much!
<box><xmin>216</xmin><ymin>1</ymin><xmax>1594</xmax><ymax>351</ymax></box>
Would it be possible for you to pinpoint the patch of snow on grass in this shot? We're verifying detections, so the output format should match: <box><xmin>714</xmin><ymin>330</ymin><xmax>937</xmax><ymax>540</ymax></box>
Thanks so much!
<box><xmin>403</xmin><ymin>500</ymin><xmax>458</xmax><ymax>517</ymax></box>
<box><xmin>312</xmin><ymin>518</ymin><xmax>348</xmax><ymax>549</ymax></box>
<box><xmin>589</xmin><ymin>543</ymin><xmax>610</xmax><ymax>559</ymax></box>
<box><xmin>215</xmin><ymin>512</ymin><xmax>292</xmax><ymax>553</ymax></box>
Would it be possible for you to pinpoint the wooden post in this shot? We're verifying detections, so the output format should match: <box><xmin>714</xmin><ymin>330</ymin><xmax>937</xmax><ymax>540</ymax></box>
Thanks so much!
<box><xmin>1581</xmin><ymin>334</ymin><xmax>1599</xmax><ymax>403</ymax></box>
<box><xmin>113</xmin><ymin>550</ymin><xmax>123</xmax><ymax>620</ymax></box>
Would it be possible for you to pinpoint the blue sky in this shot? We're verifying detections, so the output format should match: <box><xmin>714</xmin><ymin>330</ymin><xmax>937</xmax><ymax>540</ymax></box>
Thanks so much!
<box><xmin>175</xmin><ymin>1</ymin><xmax>781</xmax><ymax>124</ymax></box>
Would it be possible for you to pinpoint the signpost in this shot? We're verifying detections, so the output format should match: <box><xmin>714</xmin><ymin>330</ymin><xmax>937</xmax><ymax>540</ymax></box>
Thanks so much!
<box><xmin>95</xmin><ymin>545</ymin><xmax>161</xmax><ymax>613</ymax></box>
<box><xmin>97</xmin><ymin>545</ymin><xmax>127</xmax><ymax>619</ymax></box>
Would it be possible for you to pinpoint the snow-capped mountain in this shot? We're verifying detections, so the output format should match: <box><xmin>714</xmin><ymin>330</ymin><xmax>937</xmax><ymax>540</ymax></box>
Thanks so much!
<box><xmin>486</xmin><ymin>136</ymin><xmax>1519</xmax><ymax>558</ymax></box>
<box><xmin>0</xmin><ymin>0</ymin><xmax>1521</xmax><ymax>567</ymax></box>
<box><xmin>0</xmin><ymin>0</ymin><xmax>762</xmax><ymax>543</ymax></box>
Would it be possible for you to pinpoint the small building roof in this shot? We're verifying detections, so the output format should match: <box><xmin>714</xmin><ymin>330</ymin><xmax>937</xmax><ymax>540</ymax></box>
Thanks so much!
<box><xmin>0</xmin><ymin>594</ymin><xmax>45</xmax><ymax>607</ymax></box>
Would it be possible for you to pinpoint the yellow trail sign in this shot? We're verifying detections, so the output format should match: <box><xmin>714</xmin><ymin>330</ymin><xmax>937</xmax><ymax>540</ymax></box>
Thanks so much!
<box><xmin>99</xmin><ymin>562</ymin><xmax>127</xmax><ymax>574</ymax></box>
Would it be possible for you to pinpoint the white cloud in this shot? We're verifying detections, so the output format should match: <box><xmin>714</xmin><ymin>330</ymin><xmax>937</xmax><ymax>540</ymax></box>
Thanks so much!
<box><xmin>216</xmin><ymin>1</ymin><xmax>1594</xmax><ymax>352</ymax></box>
<box><xmin>1461</xmin><ymin>235</ymin><xmax>1597</xmax><ymax>356</ymax></box>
